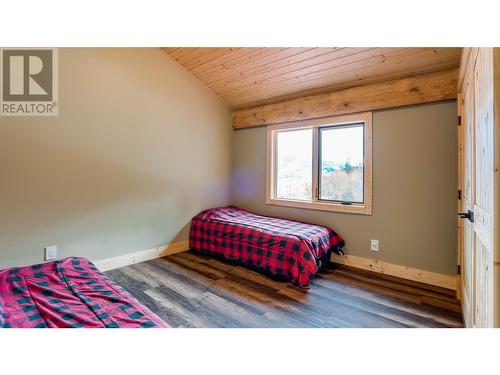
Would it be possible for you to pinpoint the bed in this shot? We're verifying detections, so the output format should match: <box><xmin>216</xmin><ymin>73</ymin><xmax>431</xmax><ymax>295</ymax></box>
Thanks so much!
<box><xmin>0</xmin><ymin>257</ymin><xmax>168</xmax><ymax>328</ymax></box>
<box><xmin>189</xmin><ymin>206</ymin><xmax>345</xmax><ymax>288</ymax></box>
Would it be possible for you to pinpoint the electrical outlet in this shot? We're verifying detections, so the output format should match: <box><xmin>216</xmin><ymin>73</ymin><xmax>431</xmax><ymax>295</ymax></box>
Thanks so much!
<box><xmin>370</xmin><ymin>239</ymin><xmax>379</xmax><ymax>252</ymax></box>
<box><xmin>45</xmin><ymin>245</ymin><xmax>58</xmax><ymax>261</ymax></box>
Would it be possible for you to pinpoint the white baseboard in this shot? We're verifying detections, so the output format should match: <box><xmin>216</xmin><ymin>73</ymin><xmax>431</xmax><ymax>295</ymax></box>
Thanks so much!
<box><xmin>331</xmin><ymin>253</ymin><xmax>457</xmax><ymax>290</ymax></box>
<box><xmin>94</xmin><ymin>240</ymin><xmax>189</xmax><ymax>272</ymax></box>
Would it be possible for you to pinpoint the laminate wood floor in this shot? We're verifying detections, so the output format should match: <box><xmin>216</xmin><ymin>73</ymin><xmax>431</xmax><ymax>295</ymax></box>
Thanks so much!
<box><xmin>105</xmin><ymin>251</ymin><xmax>464</xmax><ymax>328</ymax></box>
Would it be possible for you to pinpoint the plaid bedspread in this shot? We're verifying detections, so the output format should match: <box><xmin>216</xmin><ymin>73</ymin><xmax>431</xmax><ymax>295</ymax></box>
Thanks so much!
<box><xmin>0</xmin><ymin>257</ymin><xmax>168</xmax><ymax>328</ymax></box>
<box><xmin>189</xmin><ymin>206</ymin><xmax>344</xmax><ymax>288</ymax></box>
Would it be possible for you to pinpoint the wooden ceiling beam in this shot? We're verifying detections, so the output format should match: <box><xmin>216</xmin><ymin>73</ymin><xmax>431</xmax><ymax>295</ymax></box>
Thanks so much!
<box><xmin>232</xmin><ymin>68</ymin><xmax>459</xmax><ymax>129</ymax></box>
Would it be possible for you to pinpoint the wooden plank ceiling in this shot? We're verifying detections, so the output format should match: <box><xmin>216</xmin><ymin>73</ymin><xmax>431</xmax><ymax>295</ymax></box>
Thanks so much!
<box><xmin>162</xmin><ymin>47</ymin><xmax>460</xmax><ymax>110</ymax></box>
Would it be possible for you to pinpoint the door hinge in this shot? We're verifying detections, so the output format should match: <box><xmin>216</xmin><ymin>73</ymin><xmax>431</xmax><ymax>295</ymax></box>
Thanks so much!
<box><xmin>457</xmin><ymin>115</ymin><xmax>462</xmax><ymax>126</ymax></box>
<box><xmin>457</xmin><ymin>265</ymin><xmax>461</xmax><ymax>275</ymax></box>
<box><xmin>458</xmin><ymin>189</ymin><xmax>462</xmax><ymax>200</ymax></box>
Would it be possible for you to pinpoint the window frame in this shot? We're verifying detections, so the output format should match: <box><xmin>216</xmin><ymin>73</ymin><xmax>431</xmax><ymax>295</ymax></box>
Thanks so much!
<box><xmin>266</xmin><ymin>112</ymin><xmax>373</xmax><ymax>215</ymax></box>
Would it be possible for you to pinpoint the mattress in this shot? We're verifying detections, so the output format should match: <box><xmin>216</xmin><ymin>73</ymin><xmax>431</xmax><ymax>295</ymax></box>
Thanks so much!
<box><xmin>189</xmin><ymin>206</ymin><xmax>345</xmax><ymax>287</ymax></box>
<box><xmin>0</xmin><ymin>257</ymin><xmax>168</xmax><ymax>328</ymax></box>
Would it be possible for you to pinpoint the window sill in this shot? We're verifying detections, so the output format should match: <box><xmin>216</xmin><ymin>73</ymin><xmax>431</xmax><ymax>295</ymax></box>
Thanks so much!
<box><xmin>266</xmin><ymin>197</ymin><xmax>372</xmax><ymax>215</ymax></box>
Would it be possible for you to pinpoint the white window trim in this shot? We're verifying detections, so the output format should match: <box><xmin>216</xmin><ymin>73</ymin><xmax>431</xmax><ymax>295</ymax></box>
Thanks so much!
<box><xmin>266</xmin><ymin>112</ymin><xmax>373</xmax><ymax>215</ymax></box>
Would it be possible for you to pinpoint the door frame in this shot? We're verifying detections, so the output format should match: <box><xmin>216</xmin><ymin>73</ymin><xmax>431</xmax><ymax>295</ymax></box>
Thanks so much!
<box><xmin>457</xmin><ymin>48</ymin><xmax>480</xmax><ymax>324</ymax></box>
<box><xmin>457</xmin><ymin>48</ymin><xmax>479</xmax><ymax>301</ymax></box>
<box><xmin>457</xmin><ymin>91</ymin><xmax>463</xmax><ymax>300</ymax></box>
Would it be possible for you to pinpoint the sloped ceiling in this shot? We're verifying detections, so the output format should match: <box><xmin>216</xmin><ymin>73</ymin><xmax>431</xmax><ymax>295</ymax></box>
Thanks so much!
<box><xmin>163</xmin><ymin>47</ymin><xmax>460</xmax><ymax>110</ymax></box>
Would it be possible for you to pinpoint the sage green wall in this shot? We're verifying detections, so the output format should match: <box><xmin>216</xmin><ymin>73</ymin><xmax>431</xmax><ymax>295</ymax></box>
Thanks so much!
<box><xmin>231</xmin><ymin>101</ymin><xmax>457</xmax><ymax>275</ymax></box>
<box><xmin>0</xmin><ymin>48</ymin><xmax>232</xmax><ymax>268</ymax></box>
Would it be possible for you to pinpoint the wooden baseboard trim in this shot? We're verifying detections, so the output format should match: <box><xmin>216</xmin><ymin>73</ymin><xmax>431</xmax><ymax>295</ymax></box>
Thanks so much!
<box><xmin>330</xmin><ymin>254</ymin><xmax>457</xmax><ymax>290</ymax></box>
<box><xmin>94</xmin><ymin>240</ymin><xmax>189</xmax><ymax>272</ymax></box>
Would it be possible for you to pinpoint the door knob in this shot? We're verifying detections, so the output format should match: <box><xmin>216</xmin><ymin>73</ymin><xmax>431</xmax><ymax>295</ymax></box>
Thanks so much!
<box><xmin>458</xmin><ymin>210</ymin><xmax>474</xmax><ymax>223</ymax></box>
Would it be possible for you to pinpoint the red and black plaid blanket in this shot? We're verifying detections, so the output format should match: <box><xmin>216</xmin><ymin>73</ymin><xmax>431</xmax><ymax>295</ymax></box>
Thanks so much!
<box><xmin>189</xmin><ymin>206</ymin><xmax>344</xmax><ymax>288</ymax></box>
<box><xmin>0</xmin><ymin>257</ymin><xmax>168</xmax><ymax>328</ymax></box>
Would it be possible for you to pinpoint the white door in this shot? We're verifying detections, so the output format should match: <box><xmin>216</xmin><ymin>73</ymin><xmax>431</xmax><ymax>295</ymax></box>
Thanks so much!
<box><xmin>472</xmin><ymin>48</ymin><xmax>494</xmax><ymax>328</ymax></box>
<box><xmin>461</xmin><ymin>70</ymin><xmax>475</xmax><ymax>327</ymax></box>
<box><xmin>461</xmin><ymin>48</ymin><xmax>494</xmax><ymax>328</ymax></box>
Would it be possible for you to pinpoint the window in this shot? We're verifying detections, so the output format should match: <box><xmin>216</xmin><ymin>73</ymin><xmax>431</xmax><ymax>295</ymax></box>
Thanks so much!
<box><xmin>319</xmin><ymin>124</ymin><xmax>364</xmax><ymax>203</ymax></box>
<box><xmin>276</xmin><ymin>128</ymin><xmax>313</xmax><ymax>200</ymax></box>
<box><xmin>266</xmin><ymin>112</ymin><xmax>372</xmax><ymax>215</ymax></box>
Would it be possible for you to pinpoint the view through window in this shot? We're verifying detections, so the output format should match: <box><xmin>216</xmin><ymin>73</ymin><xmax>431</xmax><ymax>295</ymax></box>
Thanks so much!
<box><xmin>276</xmin><ymin>128</ymin><xmax>312</xmax><ymax>200</ymax></box>
<box><xmin>319</xmin><ymin>124</ymin><xmax>364</xmax><ymax>203</ymax></box>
